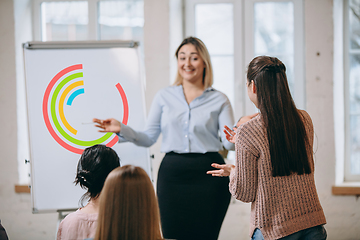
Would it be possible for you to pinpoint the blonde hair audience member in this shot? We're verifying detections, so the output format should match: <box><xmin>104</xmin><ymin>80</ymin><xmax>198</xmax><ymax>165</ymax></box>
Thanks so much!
<box><xmin>93</xmin><ymin>165</ymin><xmax>163</xmax><ymax>240</ymax></box>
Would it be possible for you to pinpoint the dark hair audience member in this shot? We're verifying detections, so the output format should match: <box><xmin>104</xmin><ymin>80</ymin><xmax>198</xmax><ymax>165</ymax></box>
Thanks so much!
<box><xmin>0</xmin><ymin>220</ymin><xmax>9</xmax><ymax>240</ymax></box>
<box><xmin>57</xmin><ymin>144</ymin><xmax>120</xmax><ymax>240</ymax></box>
<box><xmin>209</xmin><ymin>56</ymin><xmax>327</xmax><ymax>240</ymax></box>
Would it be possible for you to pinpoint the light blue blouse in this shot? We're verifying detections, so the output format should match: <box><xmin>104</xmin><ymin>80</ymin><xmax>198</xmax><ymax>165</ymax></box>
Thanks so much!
<box><xmin>117</xmin><ymin>85</ymin><xmax>235</xmax><ymax>153</ymax></box>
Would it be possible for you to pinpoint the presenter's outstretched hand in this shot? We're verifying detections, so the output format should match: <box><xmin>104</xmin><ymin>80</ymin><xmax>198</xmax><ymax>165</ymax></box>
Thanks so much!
<box><xmin>207</xmin><ymin>163</ymin><xmax>235</xmax><ymax>177</ymax></box>
<box><xmin>93</xmin><ymin>118</ymin><xmax>121</xmax><ymax>134</ymax></box>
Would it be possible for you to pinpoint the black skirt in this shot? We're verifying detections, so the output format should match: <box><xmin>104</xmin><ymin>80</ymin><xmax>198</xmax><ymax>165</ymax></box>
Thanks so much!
<box><xmin>157</xmin><ymin>152</ymin><xmax>231</xmax><ymax>240</ymax></box>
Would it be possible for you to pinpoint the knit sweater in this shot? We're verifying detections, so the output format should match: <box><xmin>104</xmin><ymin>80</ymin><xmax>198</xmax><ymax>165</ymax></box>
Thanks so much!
<box><xmin>229</xmin><ymin>110</ymin><xmax>326</xmax><ymax>240</ymax></box>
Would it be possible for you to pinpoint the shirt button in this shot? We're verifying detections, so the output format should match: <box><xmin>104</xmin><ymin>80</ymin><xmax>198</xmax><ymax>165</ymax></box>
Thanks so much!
<box><xmin>185</xmin><ymin>121</ymin><xmax>188</xmax><ymax>124</ymax></box>
<box><xmin>185</xmin><ymin>135</ymin><xmax>188</xmax><ymax>138</ymax></box>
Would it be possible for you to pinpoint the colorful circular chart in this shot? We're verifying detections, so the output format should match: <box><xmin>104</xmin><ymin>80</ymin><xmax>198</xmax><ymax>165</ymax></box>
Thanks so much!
<box><xmin>42</xmin><ymin>64</ymin><xmax>129</xmax><ymax>154</ymax></box>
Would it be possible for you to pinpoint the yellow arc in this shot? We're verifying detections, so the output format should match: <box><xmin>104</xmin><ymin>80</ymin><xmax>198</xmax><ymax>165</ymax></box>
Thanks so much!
<box><xmin>59</xmin><ymin>80</ymin><xmax>84</xmax><ymax>135</ymax></box>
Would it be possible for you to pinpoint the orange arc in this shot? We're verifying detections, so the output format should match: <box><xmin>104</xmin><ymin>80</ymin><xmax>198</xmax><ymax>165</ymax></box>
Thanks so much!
<box><xmin>59</xmin><ymin>80</ymin><xmax>84</xmax><ymax>135</ymax></box>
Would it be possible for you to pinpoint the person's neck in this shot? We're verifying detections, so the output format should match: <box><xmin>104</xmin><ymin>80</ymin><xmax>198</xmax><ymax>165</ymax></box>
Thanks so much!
<box><xmin>182</xmin><ymin>80</ymin><xmax>205</xmax><ymax>104</ymax></box>
<box><xmin>182</xmin><ymin>79</ymin><xmax>205</xmax><ymax>90</ymax></box>
<box><xmin>80</xmin><ymin>196</ymin><xmax>100</xmax><ymax>214</ymax></box>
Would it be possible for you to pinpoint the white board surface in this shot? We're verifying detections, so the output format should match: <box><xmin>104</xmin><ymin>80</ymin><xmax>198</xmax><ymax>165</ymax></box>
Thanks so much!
<box><xmin>23</xmin><ymin>41</ymin><xmax>151</xmax><ymax>213</ymax></box>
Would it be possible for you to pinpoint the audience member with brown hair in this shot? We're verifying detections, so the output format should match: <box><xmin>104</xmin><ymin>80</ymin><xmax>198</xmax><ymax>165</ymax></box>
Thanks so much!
<box><xmin>208</xmin><ymin>56</ymin><xmax>327</xmax><ymax>240</ymax></box>
<box><xmin>93</xmin><ymin>165</ymin><xmax>163</xmax><ymax>240</ymax></box>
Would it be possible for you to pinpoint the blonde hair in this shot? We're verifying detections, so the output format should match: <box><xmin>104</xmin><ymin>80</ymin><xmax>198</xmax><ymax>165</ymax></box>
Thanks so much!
<box><xmin>94</xmin><ymin>165</ymin><xmax>163</xmax><ymax>240</ymax></box>
<box><xmin>173</xmin><ymin>36</ymin><xmax>213</xmax><ymax>88</ymax></box>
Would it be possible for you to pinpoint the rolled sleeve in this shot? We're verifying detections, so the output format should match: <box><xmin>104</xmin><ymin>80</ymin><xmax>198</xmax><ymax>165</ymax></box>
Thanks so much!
<box><xmin>218</xmin><ymin>98</ymin><xmax>235</xmax><ymax>151</ymax></box>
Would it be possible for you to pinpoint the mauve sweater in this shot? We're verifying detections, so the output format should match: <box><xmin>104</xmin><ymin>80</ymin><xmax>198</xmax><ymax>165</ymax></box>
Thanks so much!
<box><xmin>229</xmin><ymin>110</ymin><xmax>326</xmax><ymax>240</ymax></box>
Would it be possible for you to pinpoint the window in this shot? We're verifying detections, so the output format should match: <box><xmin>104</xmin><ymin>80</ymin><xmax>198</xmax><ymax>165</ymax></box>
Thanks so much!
<box><xmin>253</xmin><ymin>2</ymin><xmax>295</xmax><ymax>96</ymax></box>
<box><xmin>244</xmin><ymin>0</ymin><xmax>305</xmax><ymax>111</ymax></box>
<box><xmin>194</xmin><ymin>3</ymin><xmax>235</xmax><ymax>109</ymax></box>
<box><xmin>185</xmin><ymin>0</ymin><xmax>305</xmax><ymax>117</ymax></box>
<box><xmin>98</xmin><ymin>1</ymin><xmax>144</xmax><ymax>41</ymax></box>
<box><xmin>345</xmin><ymin>0</ymin><xmax>360</xmax><ymax>181</ymax></box>
<box><xmin>33</xmin><ymin>0</ymin><xmax>144</xmax><ymax>41</ymax></box>
<box><xmin>184</xmin><ymin>0</ymin><xmax>304</xmax><ymax>162</ymax></box>
<box><xmin>185</xmin><ymin>0</ymin><xmax>243</xmax><ymax>118</ymax></box>
<box><xmin>41</xmin><ymin>1</ymin><xmax>89</xmax><ymax>41</ymax></box>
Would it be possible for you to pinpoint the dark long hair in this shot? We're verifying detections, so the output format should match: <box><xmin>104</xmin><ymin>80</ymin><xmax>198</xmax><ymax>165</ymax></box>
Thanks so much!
<box><xmin>247</xmin><ymin>56</ymin><xmax>311</xmax><ymax>177</ymax></box>
<box><xmin>74</xmin><ymin>144</ymin><xmax>120</xmax><ymax>205</ymax></box>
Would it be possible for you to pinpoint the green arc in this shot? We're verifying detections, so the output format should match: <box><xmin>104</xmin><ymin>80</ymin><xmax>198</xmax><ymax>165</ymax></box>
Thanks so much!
<box><xmin>50</xmin><ymin>72</ymin><xmax>112</xmax><ymax>146</ymax></box>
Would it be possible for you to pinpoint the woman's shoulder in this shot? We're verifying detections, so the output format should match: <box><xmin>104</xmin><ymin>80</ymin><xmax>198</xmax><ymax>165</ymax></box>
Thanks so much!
<box><xmin>238</xmin><ymin>114</ymin><xmax>262</xmax><ymax>130</ymax></box>
<box><xmin>57</xmin><ymin>210</ymin><xmax>98</xmax><ymax>240</ymax></box>
<box><xmin>236</xmin><ymin>115</ymin><xmax>263</xmax><ymax>147</ymax></box>
<box><xmin>204</xmin><ymin>87</ymin><xmax>232</xmax><ymax>105</ymax></box>
<box><xmin>60</xmin><ymin>209</ymin><xmax>98</xmax><ymax>226</ymax></box>
<box><xmin>60</xmin><ymin>210</ymin><xmax>82</xmax><ymax>223</ymax></box>
<box><xmin>207</xmin><ymin>87</ymin><xmax>228</xmax><ymax>97</ymax></box>
<box><xmin>154</xmin><ymin>85</ymin><xmax>182</xmax><ymax>98</ymax></box>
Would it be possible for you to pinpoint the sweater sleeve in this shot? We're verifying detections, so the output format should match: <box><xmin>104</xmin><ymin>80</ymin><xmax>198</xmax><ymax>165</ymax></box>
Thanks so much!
<box><xmin>229</xmin><ymin>125</ymin><xmax>259</xmax><ymax>203</ymax></box>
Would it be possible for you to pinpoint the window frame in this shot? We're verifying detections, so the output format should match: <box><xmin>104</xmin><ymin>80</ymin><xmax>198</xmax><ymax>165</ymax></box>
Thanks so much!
<box><xmin>344</xmin><ymin>0</ymin><xmax>360</xmax><ymax>182</ymax></box>
<box><xmin>184</xmin><ymin>0</ymin><xmax>305</xmax><ymax>119</ymax></box>
<box><xmin>32</xmin><ymin>0</ymin><xmax>99</xmax><ymax>41</ymax></box>
<box><xmin>244</xmin><ymin>0</ymin><xmax>305</xmax><ymax>112</ymax></box>
<box><xmin>184</xmin><ymin>0</ymin><xmax>245</xmax><ymax>119</ymax></box>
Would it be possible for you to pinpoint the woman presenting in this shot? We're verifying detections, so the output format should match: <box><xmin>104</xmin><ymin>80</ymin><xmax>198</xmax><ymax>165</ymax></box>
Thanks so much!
<box><xmin>208</xmin><ymin>56</ymin><xmax>327</xmax><ymax>240</ymax></box>
<box><xmin>93</xmin><ymin>37</ymin><xmax>235</xmax><ymax>240</ymax></box>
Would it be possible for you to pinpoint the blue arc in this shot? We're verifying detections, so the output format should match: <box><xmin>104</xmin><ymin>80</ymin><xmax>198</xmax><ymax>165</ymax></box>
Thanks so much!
<box><xmin>67</xmin><ymin>88</ymin><xmax>85</xmax><ymax>106</ymax></box>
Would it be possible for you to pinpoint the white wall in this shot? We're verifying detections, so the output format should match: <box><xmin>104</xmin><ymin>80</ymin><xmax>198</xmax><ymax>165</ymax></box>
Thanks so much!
<box><xmin>304</xmin><ymin>0</ymin><xmax>360</xmax><ymax>239</ymax></box>
<box><xmin>0</xmin><ymin>0</ymin><xmax>359</xmax><ymax>239</ymax></box>
<box><xmin>14</xmin><ymin>0</ymin><xmax>32</xmax><ymax>185</ymax></box>
<box><xmin>143</xmin><ymin>0</ymin><xmax>169</xmax><ymax>186</ymax></box>
<box><xmin>0</xmin><ymin>0</ymin><xmax>59</xmax><ymax>239</ymax></box>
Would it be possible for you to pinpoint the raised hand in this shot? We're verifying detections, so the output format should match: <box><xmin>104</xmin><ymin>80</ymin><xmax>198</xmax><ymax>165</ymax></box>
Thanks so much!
<box><xmin>206</xmin><ymin>163</ymin><xmax>235</xmax><ymax>177</ymax></box>
<box><xmin>93</xmin><ymin>118</ymin><xmax>121</xmax><ymax>134</ymax></box>
<box><xmin>224</xmin><ymin>125</ymin><xmax>236</xmax><ymax>144</ymax></box>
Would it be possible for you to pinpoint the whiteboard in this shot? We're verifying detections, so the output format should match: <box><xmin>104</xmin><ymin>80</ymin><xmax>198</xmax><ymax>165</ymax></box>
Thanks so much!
<box><xmin>23</xmin><ymin>41</ymin><xmax>151</xmax><ymax>213</ymax></box>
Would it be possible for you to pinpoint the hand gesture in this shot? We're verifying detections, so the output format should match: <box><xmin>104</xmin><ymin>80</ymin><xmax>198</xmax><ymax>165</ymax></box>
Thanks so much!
<box><xmin>206</xmin><ymin>163</ymin><xmax>235</xmax><ymax>177</ymax></box>
<box><xmin>224</xmin><ymin>125</ymin><xmax>236</xmax><ymax>144</ymax></box>
<box><xmin>93</xmin><ymin>118</ymin><xmax>121</xmax><ymax>134</ymax></box>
